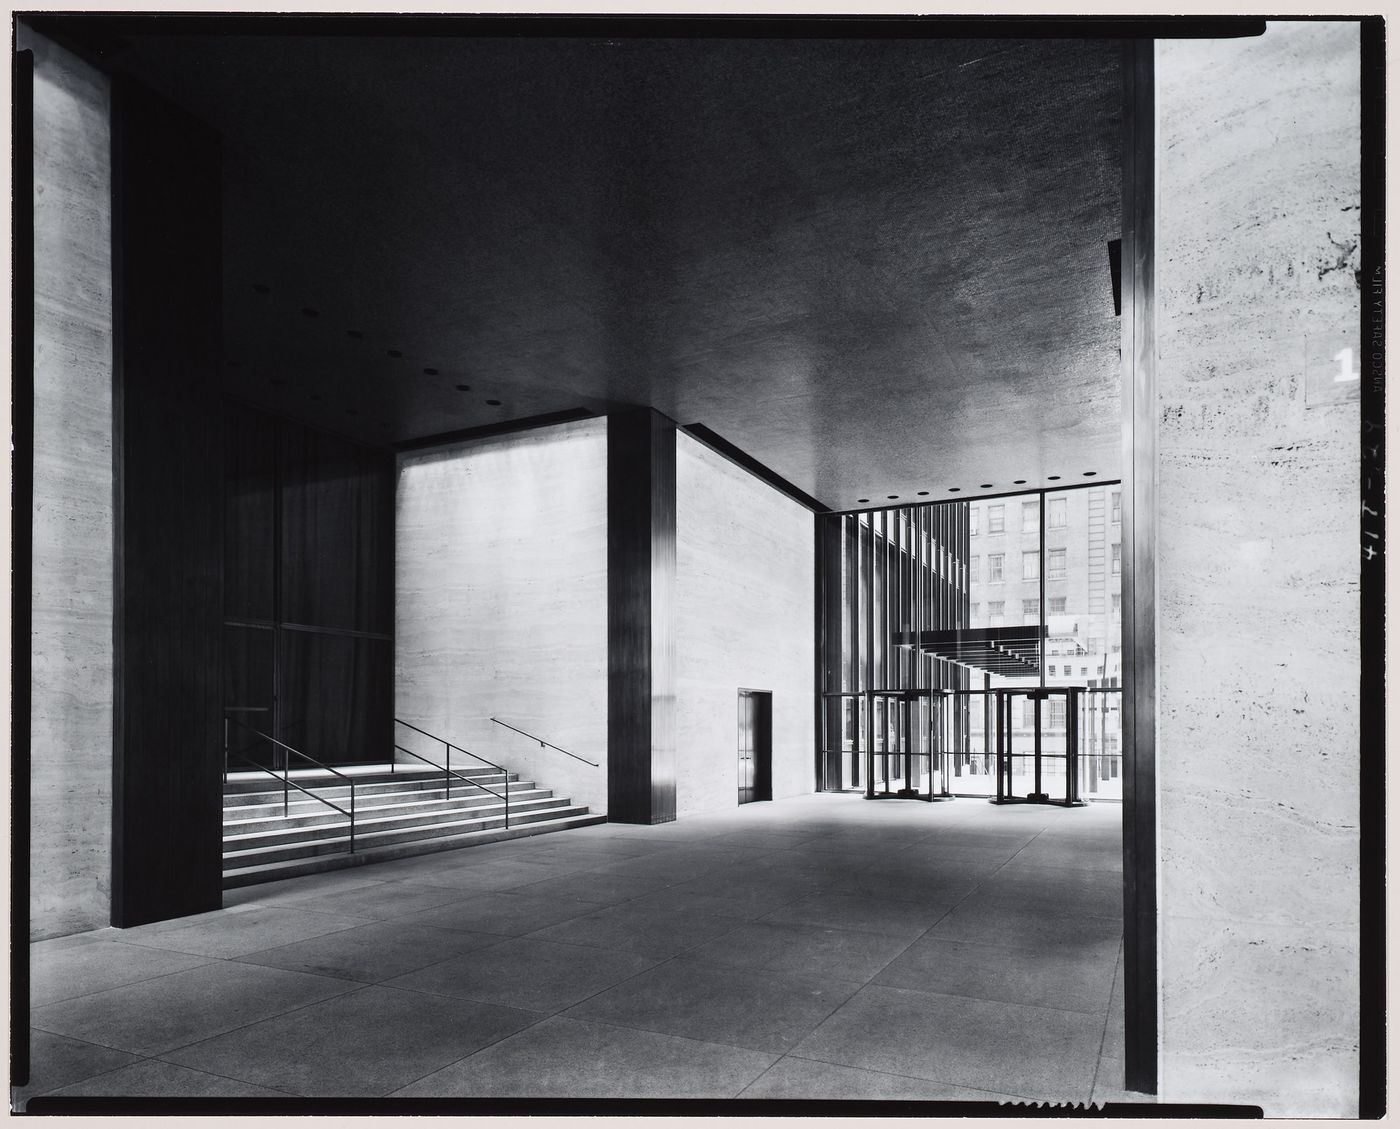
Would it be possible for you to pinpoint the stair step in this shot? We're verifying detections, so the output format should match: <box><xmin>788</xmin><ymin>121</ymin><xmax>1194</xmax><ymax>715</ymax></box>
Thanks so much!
<box><xmin>223</xmin><ymin>794</ymin><xmax>571</xmax><ymax>848</ymax></box>
<box><xmin>223</xmin><ymin>778</ymin><xmax>535</xmax><ymax>816</ymax></box>
<box><xmin>222</xmin><ymin>812</ymin><xmax>608</xmax><ymax>888</ymax></box>
<box><xmin>222</xmin><ymin>787</ymin><xmax>557</xmax><ymax>833</ymax></box>
<box><xmin>222</xmin><ymin>764</ymin><xmax>507</xmax><ymax>796</ymax></box>
<box><xmin>222</xmin><ymin>801</ymin><xmax>593</xmax><ymax>869</ymax></box>
<box><xmin>222</xmin><ymin>774</ymin><xmax>521</xmax><ymax>807</ymax></box>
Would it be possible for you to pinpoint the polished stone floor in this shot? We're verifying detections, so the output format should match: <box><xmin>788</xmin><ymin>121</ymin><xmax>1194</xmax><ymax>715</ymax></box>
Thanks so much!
<box><xmin>16</xmin><ymin>792</ymin><xmax>1147</xmax><ymax>1109</ymax></box>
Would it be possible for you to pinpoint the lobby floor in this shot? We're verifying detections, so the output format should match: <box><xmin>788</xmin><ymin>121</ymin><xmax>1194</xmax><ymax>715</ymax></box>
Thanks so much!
<box><xmin>17</xmin><ymin>792</ymin><xmax>1145</xmax><ymax>1109</ymax></box>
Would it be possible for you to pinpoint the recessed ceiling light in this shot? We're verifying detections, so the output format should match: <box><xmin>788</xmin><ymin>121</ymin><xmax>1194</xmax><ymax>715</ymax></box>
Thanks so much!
<box><xmin>857</xmin><ymin>498</ymin><xmax>869</xmax><ymax>503</ymax></box>
<box><xmin>887</xmin><ymin>495</ymin><xmax>899</xmax><ymax>500</ymax></box>
<box><xmin>980</xmin><ymin>483</ymin><xmax>993</xmax><ymax>489</ymax></box>
<box><xmin>301</xmin><ymin>307</ymin><xmax>319</xmax><ymax>318</ymax></box>
<box><xmin>455</xmin><ymin>384</ymin><xmax>471</xmax><ymax>392</ymax></box>
<box><xmin>1013</xmin><ymin>479</ymin><xmax>1026</xmax><ymax>485</ymax></box>
<box><xmin>1047</xmin><ymin>475</ymin><xmax>1061</xmax><ymax>481</ymax></box>
<box><xmin>486</xmin><ymin>399</ymin><xmax>502</xmax><ymax>406</ymax></box>
<box><xmin>1083</xmin><ymin>470</ymin><xmax>1097</xmax><ymax>476</ymax></box>
<box><xmin>423</xmin><ymin>367</ymin><xmax>439</xmax><ymax>376</ymax></box>
<box><xmin>916</xmin><ymin>491</ymin><xmax>929</xmax><ymax>496</ymax></box>
<box><xmin>387</xmin><ymin>349</ymin><xmax>403</xmax><ymax>358</ymax></box>
<box><xmin>252</xmin><ymin>283</ymin><xmax>270</xmax><ymax>294</ymax></box>
<box><xmin>947</xmin><ymin>487</ymin><xmax>961</xmax><ymax>492</ymax></box>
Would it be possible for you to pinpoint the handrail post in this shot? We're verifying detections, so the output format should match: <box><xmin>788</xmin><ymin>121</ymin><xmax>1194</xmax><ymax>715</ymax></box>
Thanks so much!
<box><xmin>223</xmin><ymin>717</ymin><xmax>228</xmax><ymax>784</ymax></box>
<box><xmin>350</xmin><ymin>780</ymin><xmax>356</xmax><ymax>854</ymax></box>
<box><xmin>282</xmin><ymin>740</ymin><xmax>289</xmax><ymax>816</ymax></box>
<box><xmin>505</xmin><ymin>764</ymin><xmax>510</xmax><ymax>829</ymax></box>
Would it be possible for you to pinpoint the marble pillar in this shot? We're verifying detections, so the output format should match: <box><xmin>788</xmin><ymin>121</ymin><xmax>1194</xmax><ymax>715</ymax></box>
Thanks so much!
<box><xmin>1154</xmin><ymin>22</ymin><xmax>1360</xmax><ymax>1117</ymax></box>
<box><xmin>23</xmin><ymin>27</ymin><xmax>115</xmax><ymax>941</ymax></box>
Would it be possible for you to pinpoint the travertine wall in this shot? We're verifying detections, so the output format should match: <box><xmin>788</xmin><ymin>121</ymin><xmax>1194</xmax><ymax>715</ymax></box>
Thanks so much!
<box><xmin>395</xmin><ymin>419</ymin><xmax>610</xmax><ymax>814</ymax></box>
<box><xmin>24</xmin><ymin>27</ymin><xmax>115</xmax><ymax>940</ymax></box>
<box><xmin>675</xmin><ymin>434</ymin><xmax>816</xmax><ymax>817</ymax></box>
<box><xmin>1155</xmin><ymin>23</ymin><xmax>1360</xmax><ymax>1116</ymax></box>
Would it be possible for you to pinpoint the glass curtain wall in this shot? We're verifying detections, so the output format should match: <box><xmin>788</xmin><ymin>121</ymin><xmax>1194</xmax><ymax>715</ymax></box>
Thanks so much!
<box><xmin>818</xmin><ymin>486</ymin><xmax>1123</xmax><ymax>801</ymax></box>
<box><xmin>818</xmin><ymin>504</ymin><xmax>970</xmax><ymax>796</ymax></box>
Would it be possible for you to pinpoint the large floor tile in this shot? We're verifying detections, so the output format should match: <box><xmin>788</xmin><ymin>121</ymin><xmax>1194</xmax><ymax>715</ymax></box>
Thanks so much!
<box><xmin>390</xmin><ymin>856</ymin><xmax>588</xmax><ymax>892</ymax></box>
<box><xmin>761</xmin><ymin>891</ymin><xmax>958</xmax><ymax>939</ymax></box>
<box><xmin>925</xmin><ymin>895</ymin><xmax>1122</xmax><ymax>950</ymax></box>
<box><xmin>394</xmin><ymin>890</ymin><xmax>597</xmax><ymax>936</ymax></box>
<box><xmin>565</xmin><ymin>957</ymin><xmax>861</xmax><ymax>1054</ymax></box>
<box><xmin>30</xmin><ymin>940</ymin><xmax>215</xmax><ymax>1006</ymax></box>
<box><xmin>116</xmin><ymin>905</ymin><xmax>368</xmax><ymax>959</ymax></box>
<box><xmin>526</xmin><ymin>902</ymin><xmax>741</xmax><ymax>959</ymax></box>
<box><xmin>685</xmin><ymin>919</ymin><xmax>913</xmax><ymax>983</ymax></box>
<box><xmin>223</xmin><ymin>871</ymin><xmax>390</xmax><ymax>908</ymax></box>
<box><xmin>392</xmin><ymin>1016</ymin><xmax>777</xmax><ymax>1098</ymax></box>
<box><xmin>42</xmin><ymin>1058</ymin><xmax>291</xmax><ymax>1099</ymax></box>
<box><xmin>791</xmin><ymin>983</ymin><xmax>1101</xmax><ymax>1100</ymax></box>
<box><xmin>511</xmin><ymin>868</ymin><xmax>676</xmax><ymax>905</ymax></box>
<box><xmin>235</xmin><ymin>918</ymin><xmax>501</xmax><ymax>982</ymax></box>
<box><xmin>739</xmin><ymin>1055</ymin><xmax>1026</xmax><ymax>1102</ymax></box>
<box><xmin>1013</xmin><ymin>838</ymin><xmax>1124</xmax><ymax>872</ymax></box>
<box><xmin>30</xmin><ymin>961</ymin><xmax>355</xmax><ymax>1056</ymax></box>
<box><xmin>383</xmin><ymin>936</ymin><xmax>660</xmax><ymax>1013</ymax></box>
<box><xmin>873</xmin><ymin>934</ymin><xmax>1118</xmax><ymax>1014</ymax></box>
<box><xmin>280</xmin><ymin>881</ymin><xmax>476</xmax><ymax>920</ymax></box>
<box><xmin>162</xmin><ymin>984</ymin><xmax>537</xmax><ymax>1097</ymax></box>
<box><xmin>12</xmin><ymin>1030</ymin><xmax>144</xmax><ymax>1104</ymax></box>
<box><xmin>622</xmin><ymin>885</ymin><xmax>789</xmax><ymax>921</ymax></box>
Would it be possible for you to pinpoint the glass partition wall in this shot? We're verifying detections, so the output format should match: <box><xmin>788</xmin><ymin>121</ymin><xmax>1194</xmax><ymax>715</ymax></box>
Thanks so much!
<box><xmin>818</xmin><ymin>485</ymin><xmax>1123</xmax><ymax>803</ymax></box>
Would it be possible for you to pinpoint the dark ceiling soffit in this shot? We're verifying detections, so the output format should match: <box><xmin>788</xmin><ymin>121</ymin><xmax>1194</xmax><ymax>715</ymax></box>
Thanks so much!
<box><xmin>680</xmin><ymin>423</ymin><xmax>829</xmax><ymax>514</ymax></box>
<box><xmin>17</xmin><ymin>13</ymin><xmax>1269</xmax><ymax>49</ymax></box>
<box><xmin>393</xmin><ymin>408</ymin><xmax>597</xmax><ymax>454</ymax></box>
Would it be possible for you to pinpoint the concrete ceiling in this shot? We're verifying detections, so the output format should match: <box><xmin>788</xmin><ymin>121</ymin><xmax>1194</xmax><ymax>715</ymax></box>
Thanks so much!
<box><xmin>104</xmin><ymin>26</ymin><xmax>1123</xmax><ymax>510</ymax></box>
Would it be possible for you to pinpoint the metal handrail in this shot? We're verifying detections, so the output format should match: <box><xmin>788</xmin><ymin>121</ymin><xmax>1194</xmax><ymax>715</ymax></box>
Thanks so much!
<box><xmin>224</xmin><ymin>718</ymin><xmax>357</xmax><ymax>853</ymax></box>
<box><xmin>489</xmin><ymin>717</ymin><xmax>600</xmax><ymax>767</ymax></box>
<box><xmin>393</xmin><ymin>744</ymin><xmax>508</xmax><ymax>810</ymax></box>
<box><xmin>394</xmin><ymin>718</ymin><xmax>504</xmax><ymax>772</ymax></box>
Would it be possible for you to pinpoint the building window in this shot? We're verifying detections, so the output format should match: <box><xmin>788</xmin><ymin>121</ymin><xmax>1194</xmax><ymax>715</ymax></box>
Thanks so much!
<box><xmin>1111</xmin><ymin>543</ymin><xmax>1121</xmax><ymax>575</ymax></box>
<box><xmin>1048</xmin><ymin>700</ymin><xmax>1066</xmax><ymax>728</ymax></box>
<box><xmin>1048</xmin><ymin>548</ymin><xmax>1066</xmax><ymax>580</ymax></box>
<box><xmin>1022</xmin><ymin>501</ymin><xmax>1038</xmax><ymax>533</ymax></box>
<box><xmin>970</xmin><ymin>507</ymin><xmax>979</xmax><ymax>536</ymax></box>
<box><xmin>1048</xmin><ymin>664</ymin><xmax>1056</xmax><ymax>676</ymax></box>
<box><xmin>988</xmin><ymin>600</ymin><xmax>1004</xmax><ymax>626</ymax></box>
<box><xmin>987</xmin><ymin>504</ymin><xmax>1004</xmax><ymax>534</ymax></box>
<box><xmin>1048</xmin><ymin>498</ymin><xmax>1067</xmax><ymax>528</ymax></box>
<box><xmin>969</xmin><ymin>555</ymin><xmax>979</xmax><ymax>583</ymax></box>
<box><xmin>987</xmin><ymin>553</ymin><xmax>1004</xmax><ymax>582</ymax></box>
<box><xmin>1112</xmin><ymin>593</ymin><xmax>1121</xmax><ymax>613</ymax></box>
<box><xmin>970</xmin><ymin>602</ymin><xmax>980</xmax><ymax>620</ymax></box>
<box><xmin>1022</xmin><ymin>700</ymin><xmax>1035</xmax><ymax>728</ymax></box>
<box><xmin>1111</xmin><ymin>491</ymin><xmax>1122</xmax><ymax>524</ymax></box>
<box><xmin>1049</xmin><ymin>597</ymin><xmax>1067</xmax><ymax>614</ymax></box>
<box><xmin>1023</xmin><ymin>599</ymin><xmax>1039</xmax><ymax>619</ymax></box>
<box><xmin>1022</xmin><ymin>550</ymin><xmax>1039</xmax><ymax>581</ymax></box>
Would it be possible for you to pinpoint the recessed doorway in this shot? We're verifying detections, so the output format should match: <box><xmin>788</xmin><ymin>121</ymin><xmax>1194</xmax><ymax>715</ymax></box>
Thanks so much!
<box><xmin>737</xmin><ymin>689</ymin><xmax>773</xmax><ymax>805</ymax></box>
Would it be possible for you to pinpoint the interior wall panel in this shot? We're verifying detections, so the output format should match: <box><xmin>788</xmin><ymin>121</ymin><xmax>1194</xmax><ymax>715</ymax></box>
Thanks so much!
<box><xmin>675</xmin><ymin>432</ymin><xmax>815</xmax><ymax>817</ymax></box>
<box><xmin>395</xmin><ymin>418</ymin><xmax>609</xmax><ymax>814</ymax></box>
<box><xmin>1154</xmin><ymin>23</ymin><xmax>1361</xmax><ymax>1117</ymax></box>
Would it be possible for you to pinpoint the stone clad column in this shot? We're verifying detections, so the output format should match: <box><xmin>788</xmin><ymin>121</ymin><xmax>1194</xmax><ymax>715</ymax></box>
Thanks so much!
<box><xmin>606</xmin><ymin>409</ymin><xmax>677</xmax><ymax>824</ymax></box>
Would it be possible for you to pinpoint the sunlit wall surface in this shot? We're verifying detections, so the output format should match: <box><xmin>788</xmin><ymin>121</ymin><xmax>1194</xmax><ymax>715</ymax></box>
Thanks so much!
<box><xmin>818</xmin><ymin>486</ymin><xmax>1121</xmax><ymax>801</ymax></box>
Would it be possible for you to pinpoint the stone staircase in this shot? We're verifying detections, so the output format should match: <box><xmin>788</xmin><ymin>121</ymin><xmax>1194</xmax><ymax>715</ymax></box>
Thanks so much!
<box><xmin>222</xmin><ymin>762</ymin><xmax>603</xmax><ymax>888</ymax></box>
